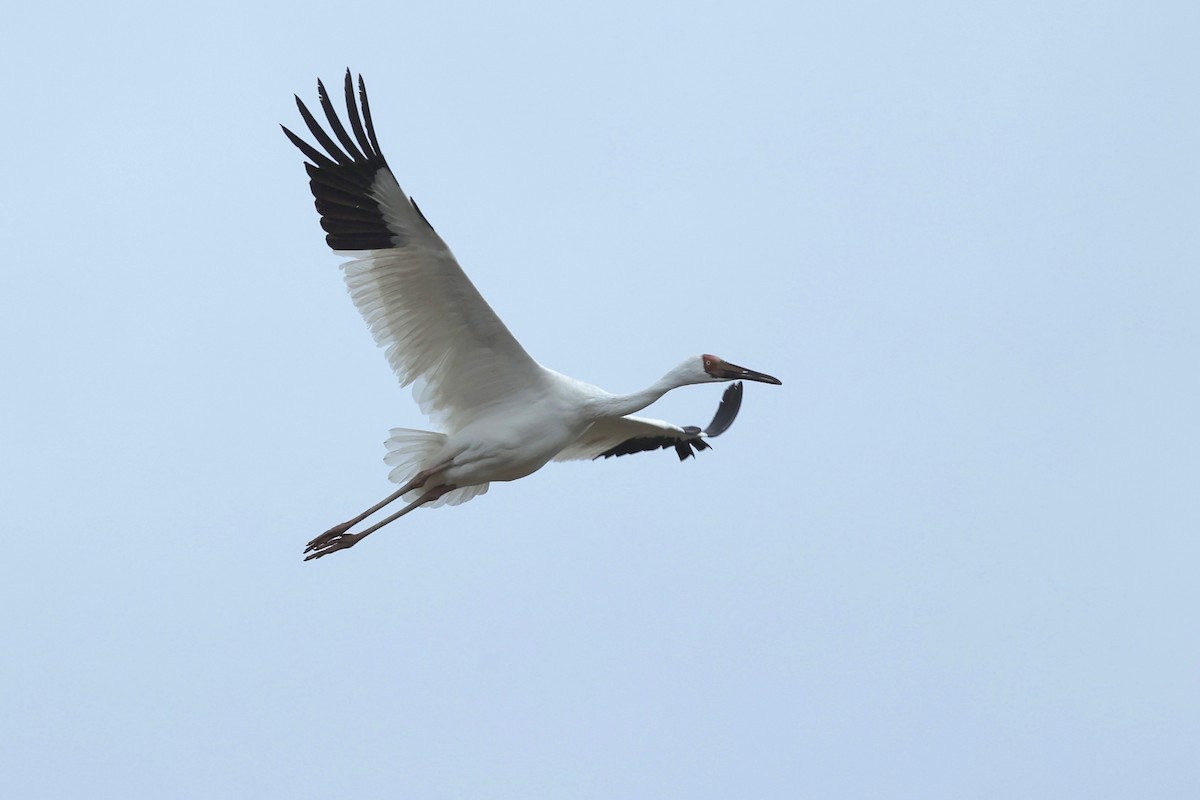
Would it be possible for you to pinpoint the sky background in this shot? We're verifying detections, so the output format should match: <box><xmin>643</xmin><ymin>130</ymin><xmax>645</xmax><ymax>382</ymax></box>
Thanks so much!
<box><xmin>2</xmin><ymin>1</ymin><xmax>1198</xmax><ymax>797</ymax></box>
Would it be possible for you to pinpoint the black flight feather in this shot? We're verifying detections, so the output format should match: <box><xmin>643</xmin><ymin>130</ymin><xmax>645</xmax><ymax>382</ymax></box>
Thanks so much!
<box><xmin>282</xmin><ymin>70</ymin><xmax>420</xmax><ymax>251</ymax></box>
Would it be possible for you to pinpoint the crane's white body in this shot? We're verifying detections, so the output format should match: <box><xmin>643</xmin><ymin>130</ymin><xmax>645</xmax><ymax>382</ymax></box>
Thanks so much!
<box><xmin>283</xmin><ymin>72</ymin><xmax>781</xmax><ymax>558</ymax></box>
<box><xmin>336</xmin><ymin>164</ymin><xmax>726</xmax><ymax>505</ymax></box>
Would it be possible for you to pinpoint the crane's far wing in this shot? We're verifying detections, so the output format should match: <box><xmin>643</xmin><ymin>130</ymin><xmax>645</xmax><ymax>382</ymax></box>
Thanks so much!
<box><xmin>283</xmin><ymin>71</ymin><xmax>545</xmax><ymax>430</ymax></box>
<box><xmin>555</xmin><ymin>382</ymin><xmax>744</xmax><ymax>462</ymax></box>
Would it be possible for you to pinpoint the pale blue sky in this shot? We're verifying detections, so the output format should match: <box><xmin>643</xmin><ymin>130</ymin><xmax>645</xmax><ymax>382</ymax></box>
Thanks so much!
<box><xmin>2</xmin><ymin>1</ymin><xmax>1197</xmax><ymax>797</ymax></box>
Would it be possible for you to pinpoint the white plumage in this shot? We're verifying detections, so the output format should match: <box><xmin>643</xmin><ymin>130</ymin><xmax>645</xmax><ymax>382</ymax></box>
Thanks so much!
<box><xmin>283</xmin><ymin>71</ymin><xmax>782</xmax><ymax>560</ymax></box>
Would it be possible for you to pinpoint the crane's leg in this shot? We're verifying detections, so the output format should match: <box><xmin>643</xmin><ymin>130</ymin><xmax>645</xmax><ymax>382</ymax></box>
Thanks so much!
<box><xmin>303</xmin><ymin>483</ymin><xmax>456</xmax><ymax>561</ymax></box>
<box><xmin>306</xmin><ymin>461</ymin><xmax>455</xmax><ymax>552</ymax></box>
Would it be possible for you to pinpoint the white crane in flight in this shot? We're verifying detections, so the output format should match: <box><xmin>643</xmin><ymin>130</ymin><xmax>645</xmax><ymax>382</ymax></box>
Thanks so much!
<box><xmin>283</xmin><ymin>71</ymin><xmax>782</xmax><ymax>560</ymax></box>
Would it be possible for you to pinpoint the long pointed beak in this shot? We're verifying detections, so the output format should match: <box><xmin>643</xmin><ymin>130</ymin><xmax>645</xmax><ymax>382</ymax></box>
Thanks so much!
<box><xmin>719</xmin><ymin>360</ymin><xmax>782</xmax><ymax>385</ymax></box>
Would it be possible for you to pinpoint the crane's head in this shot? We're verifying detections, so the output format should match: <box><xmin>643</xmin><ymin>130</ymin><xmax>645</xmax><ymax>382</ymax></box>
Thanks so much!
<box><xmin>699</xmin><ymin>354</ymin><xmax>782</xmax><ymax>385</ymax></box>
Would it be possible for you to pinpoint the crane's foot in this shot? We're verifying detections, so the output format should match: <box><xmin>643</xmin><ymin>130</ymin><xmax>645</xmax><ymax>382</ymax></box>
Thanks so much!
<box><xmin>302</xmin><ymin>532</ymin><xmax>362</xmax><ymax>563</ymax></box>
<box><xmin>304</xmin><ymin>521</ymin><xmax>358</xmax><ymax>560</ymax></box>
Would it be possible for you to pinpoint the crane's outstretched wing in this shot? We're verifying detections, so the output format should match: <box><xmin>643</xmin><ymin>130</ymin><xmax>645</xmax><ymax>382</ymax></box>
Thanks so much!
<box><xmin>283</xmin><ymin>71</ymin><xmax>546</xmax><ymax>432</ymax></box>
<box><xmin>555</xmin><ymin>382</ymin><xmax>744</xmax><ymax>462</ymax></box>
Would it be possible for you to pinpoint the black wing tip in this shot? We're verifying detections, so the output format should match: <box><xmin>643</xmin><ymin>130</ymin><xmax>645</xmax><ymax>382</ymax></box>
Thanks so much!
<box><xmin>285</xmin><ymin>72</ymin><xmax>396</xmax><ymax>251</ymax></box>
<box><xmin>283</xmin><ymin>71</ymin><xmax>386</xmax><ymax>165</ymax></box>
<box><xmin>704</xmin><ymin>381</ymin><xmax>744</xmax><ymax>438</ymax></box>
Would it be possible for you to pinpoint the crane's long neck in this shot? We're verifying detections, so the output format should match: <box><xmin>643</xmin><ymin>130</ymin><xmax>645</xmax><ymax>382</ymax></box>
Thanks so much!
<box><xmin>588</xmin><ymin>371</ymin><xmax>690</xmax><ymax>420</ymax></box>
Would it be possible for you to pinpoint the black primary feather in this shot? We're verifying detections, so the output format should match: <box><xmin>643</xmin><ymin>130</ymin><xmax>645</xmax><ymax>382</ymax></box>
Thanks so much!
<box><xmin>281</xmin><ymin>70</ymin><xmax>408</xmax><ymax>251</ymax></box>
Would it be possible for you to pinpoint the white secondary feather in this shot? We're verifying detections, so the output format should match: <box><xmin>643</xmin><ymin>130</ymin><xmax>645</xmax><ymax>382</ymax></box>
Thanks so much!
<box><xmin>340</xmin><ymin>168</ymin><xmax>547</xmax><ymax>433</ymax></box>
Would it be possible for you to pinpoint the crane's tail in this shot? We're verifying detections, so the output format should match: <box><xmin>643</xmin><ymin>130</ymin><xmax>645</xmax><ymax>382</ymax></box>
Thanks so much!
<box><xmin>383</xmin><ymin>428</ymin><xmax>490</xmax><ymax>509</ymax></box>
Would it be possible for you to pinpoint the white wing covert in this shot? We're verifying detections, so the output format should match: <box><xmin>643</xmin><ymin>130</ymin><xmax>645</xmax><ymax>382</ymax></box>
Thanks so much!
<box><xmin>283</xmin><ymin>71</ymin><xmax>545</xmax><ymax>432</ymax></box>
<box><xmin>555</xmin><ymin>382</ymin><xmax>745</xmax><ymax>462</ymax></box>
